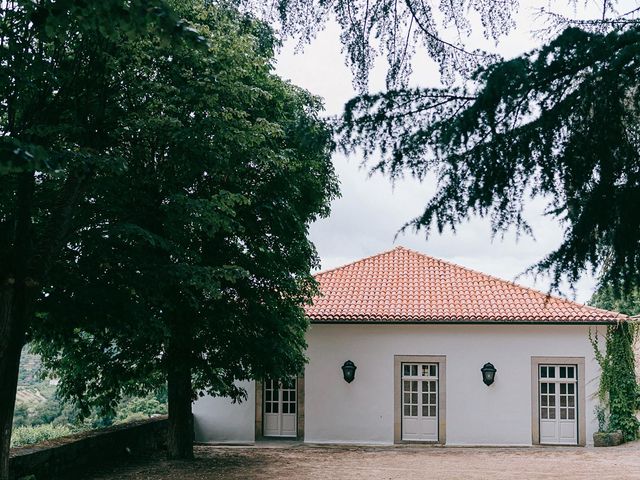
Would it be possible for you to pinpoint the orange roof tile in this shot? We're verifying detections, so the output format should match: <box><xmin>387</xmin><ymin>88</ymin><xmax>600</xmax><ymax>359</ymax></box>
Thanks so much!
<box><xmin>305</xmin><ymin>246</ymin><xmax>625</xmax><ymax>323</ymax></box>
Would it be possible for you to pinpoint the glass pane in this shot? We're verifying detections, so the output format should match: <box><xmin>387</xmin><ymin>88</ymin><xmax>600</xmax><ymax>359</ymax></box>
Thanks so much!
<box><xmin>412</xmin><ymin>381</ymin><xmax>418</xmax><ymax>392</ymax></box>
<box><xmin>265</xmin><ymin>403</ymin><xmax>271</xmax><ymax>414</ymax></box>
<box><xmin>404</xmin><ymin>405</ymin><xmax>410</xmax><ymax>416</ymax></box>
<box><xmin>422</xmin><ymin>381</ymin><xmax>430</xmax><ymax>392</ymax></box>
<box><xmin>422</xmin><ymin>365</ymin><xmax>429</xmax><ymax>377</ymax></box>
<box><xmin>568</xmin><ymin>367</ymin><xmax>575</xmax><ymax>378</ymax></box>
<box><xmin>560</xmin><ymin>409</ymin><xmax>567</xmax><ymax>419</ymax></box>
<box><xmin>568</xmin><ymin>397</ymin><xmax>575</xmax><ymax>407</ymax></box>
<box><xmin>541</xmin><ymin>409</ymin><xmax>548</xmax><ymax>419</ymax></box>
<box><xmin>266</xmin><ymin>391</ymin><xmax>272</xmax><ymax>401</ymax></box>
<box><xmin>541</xmin><ymin>366</ymin><xmax>547</xmax><ymax>378</ymax></box>
<box><xmin>560</xmin><ymin>367</ymin><xmax>566</xmax><ymax>378</ymax></box>
<box><xmin>290</xmin><ymin>392</ymin><xmax>296</xmax><ymax>401</ymax></box>
<box><xmin>549</xmin><ymin>409</ymin><xmax>556</xmax><ymax>419</ymax></box>
<box><xmin>283</xmin><ymin>403</ymin><xmax>289</xmax><ymax>414</ymax></box>
<box><xmin>560</xmin><ymin>384</ymin><xmax>566</xmax><ymax>395</ymax></box>
<box><xmin>430</xmin><ymin>381</ymin><xmax>436</xmax><ymax>391</ymax></box>
<box><xmin>412</xmin><ymin>393</ymin><xmax>418</xmax><ymax>403</ymax></box>
<box><xmin>403</xmin><ymin>365</ymin><xmax>410</xmax><ymax>376</ymax></box>
<box><xmin>283</xmin><ymin>391</ymin><xmax>289</xmax><ymax>402</ymax></box>
<box><xmin>549</xmin><ymin>396</ymin><xmax>556</xmax><ymax>406</ymax></box>
<box><xmin>568</xmin><ymin>409</ymin><xmax>575</xmax><ymax>420</ymax></box>
<box><xmin>411</xmin><ymin>365</ymin><xmax>418</xmax><ymax>376</ymax></box>
<box><xmin>430</xmin><ymin>393</ymin><xmax>436</xmax><ymax>404</ymax></box>
<box><xmin>541</xmin><ymin>396</ymin><xmax>548</xmax><ymax>407</ymax></box>
<box><xmin>422</xmin><ymin>393</ymin><xmax>429</xmax><ymax>404</ymax></box>
<box><xmin>549</xmin><ymin>384</ymin><xmax>555</xmax><ymax>394</ymax></box>
<box><xmin>273</xmin><ymin>403</ymin><xmax>279</xmax><ymax>413</ymax></box>
<box><xmin>430</xmin><ymin>365</ymin><xmax>437</xmax><ymax>377</ymax></box>
<box><xmin>422</xmin><ymin>406</ymin><xmax>429</xmax><ymax>417</ymax></box>
<box><xmin>290</xmin><ymin>403</ymin><xmax>296</xmax><ymax>414</ymax></box>
<box><xmin>411</xmin><ymin>406</ymin><xmax>418</xmax><ymax>416</ymax></box>
<box><xmin>541</xmin><ymin>383</ymin><xmax>547</xmax><ymax>394</ymax></box>
<box><xmin>430</xmin><ymin>406</ymin><xmax>436</xmax><ymax>417</ymax></box>
<box><xmin>560</xmin><ymin>396</ymin><xmax>566</xmax><ymax>407</ymax></box>
<box><xmin>568</xmin><ymin>384</ymin><xmax>574</xmax><ymax>394</ymax></box>
<box><xmin>273</xmin><ymin>390</ymin><xmax>279</xmax><ymax>401</ymax></box>
<box><xmin>548</xmin><ymin>367</ymin><xmax>556</xmax><ymax>378</ymax></box>
<box><xmin>404</xmin><ymin>393</ymin><xmax>410</xmax><ymax>404</ymax></box>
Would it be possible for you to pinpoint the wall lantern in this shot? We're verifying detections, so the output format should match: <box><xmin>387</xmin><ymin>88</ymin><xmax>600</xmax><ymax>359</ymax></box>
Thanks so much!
<box><xmin>341</xmin><ymin>360</ymin><xmax>357</xmax><ymax>383</ymax></box>
<box><xmin>481</xmin><ymin>362</ymin><xmax>497</xmax><ymax>386</ymax></box>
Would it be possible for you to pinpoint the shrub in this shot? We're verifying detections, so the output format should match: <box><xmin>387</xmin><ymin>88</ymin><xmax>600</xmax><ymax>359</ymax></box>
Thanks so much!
<box><xmin>10</xmin><ymin>424</ymin><xmax>73</xmax><ymax>447</ymax></box>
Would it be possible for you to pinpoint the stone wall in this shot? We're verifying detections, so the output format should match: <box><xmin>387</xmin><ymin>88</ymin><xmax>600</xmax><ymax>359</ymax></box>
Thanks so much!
<box><xmin>9</xmin><ymin>416</ymin><xmax>168</xmax><ymax>480</ymax></box>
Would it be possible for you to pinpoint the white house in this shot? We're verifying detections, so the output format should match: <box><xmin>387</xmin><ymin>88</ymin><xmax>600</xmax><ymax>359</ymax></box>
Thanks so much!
<box><xmin>193</xmin><ymin>246</ymin><xmax>625</xmax><ymax>447</ymax></box>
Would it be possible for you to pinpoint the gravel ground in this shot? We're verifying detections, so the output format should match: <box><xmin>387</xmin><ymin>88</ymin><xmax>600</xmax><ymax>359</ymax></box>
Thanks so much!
<box><xmin>87</xmin><ymin>442</ymin><xmax>640</xmax><ymax>480</ymax></box>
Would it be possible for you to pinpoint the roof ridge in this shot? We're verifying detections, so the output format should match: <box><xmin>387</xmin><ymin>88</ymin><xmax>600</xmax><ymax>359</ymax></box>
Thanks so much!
<box><xmin>395</xmin><ymin>246</ymin><xmax>626</xmax><ymax>319</ymax></box>
<box><xmin>313</xmin><ymin>245</ymin><xmax>404</xmax><ymax>277</ymax></box>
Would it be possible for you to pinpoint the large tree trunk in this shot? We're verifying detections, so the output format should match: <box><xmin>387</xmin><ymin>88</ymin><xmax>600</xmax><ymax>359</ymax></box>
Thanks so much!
<box><xmin>166</xmin><ymin>321</ymin><xmax>194</xmax><ymax>460</ymax></box>
<box><xmin>0</xmin><ymin>288</ymin><xmax>27</xmax><ymax>480</ymax></box>
<box><xmin>0</xmin><ymin>172</ymin><xmax>34</xmax><ymax>480</ymax></box>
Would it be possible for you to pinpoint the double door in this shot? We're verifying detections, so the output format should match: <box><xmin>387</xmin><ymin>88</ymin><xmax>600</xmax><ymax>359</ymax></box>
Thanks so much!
<box><xmin>539</xmin><ymin>364</ymin><xmax>578</xmax><ymax>445</ymax></box>
<box><xmin>263</xmin><ymin>378</ymin><xmax>297</xmax><ymax>437</ymax></box>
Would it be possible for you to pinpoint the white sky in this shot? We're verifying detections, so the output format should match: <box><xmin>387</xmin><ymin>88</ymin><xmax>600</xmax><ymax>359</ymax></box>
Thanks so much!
<box><xmin>273</xmin><ymin>1</ymin><xmax>635</xmax><ymax>303</ymax></box>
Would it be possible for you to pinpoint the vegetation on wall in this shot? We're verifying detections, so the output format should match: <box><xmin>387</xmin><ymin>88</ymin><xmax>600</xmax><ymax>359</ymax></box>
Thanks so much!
<box><xmin>590</xmin><ymin>288</ymin><xmax>640</xmax><ymax>441</ymax></box>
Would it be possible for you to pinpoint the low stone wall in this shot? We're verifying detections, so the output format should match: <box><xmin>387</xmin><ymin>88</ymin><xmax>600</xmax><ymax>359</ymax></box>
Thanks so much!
<box><xmin>9</xmin><ymin>416</ymin><xmax>168</xmax><ymax>480</ymax></box>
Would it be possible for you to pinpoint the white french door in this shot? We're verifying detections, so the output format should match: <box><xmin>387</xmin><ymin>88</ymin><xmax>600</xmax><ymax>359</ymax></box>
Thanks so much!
<box><xmin>539</xmin><ymin>364</ymin><xmax>578</xmax><ymax>445</ymax></box>
<box><xmin>263</xmin><ymin>378</ymin><xmax>297</xmax><ymax>437</ymax></box>
<box><xmin>401</xmin><ymin>363</ymin><xmax>439</xmax><ymax>441</ymax></box>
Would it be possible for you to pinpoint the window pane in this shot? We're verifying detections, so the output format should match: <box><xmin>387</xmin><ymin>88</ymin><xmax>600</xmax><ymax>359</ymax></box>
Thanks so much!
<box><xmin>549</xmin><ymin>409</ymin><xmax>556</xmax><ymax>419</ymax></box>
<box><xmin>568</xmin><ymin>384</ymin><xmax>575</xmax><ymax>395</ymax></box>
<box><xmin>548</xmin><ymin>367</ymin><xmax>556</xmax><ymax>378</ymax></box>
<box><xmin>404</xmin><ymin>393</ymin><xmax>410</xmax><ymax>404</ymax></box>
<box><xmin>541</xmin><ymin>409</ymin><xmax>548</xmax><ymax>419</ymax></box>
<box><xmin>266</xmin><ymin>391</ymin><xmax>272</xmax><ymax>401</ymax></box>
<box><xmin>430</xmin><ymin>365</ymin><xmax>437</xmax><ymax>377</ymax></box>
<box><xmin>290</xmin><ymin>403</ymin><xmax>296</xmax><ymax>414</ymax></box>
<box><xmin>422</xmin><ymin>406</ymin><xmax>429</xmax><ymax>417</ymax></box>
<box><xmin>560</xmin><ymin>367</ymin><xmax>566</xmax><ymax>378</ymax></box>
<box><xmin>411</xmin><ymin>406</ymin><xmax>418</xmax><ymax>416</ymax></box>
<box><xmin>404</xmin><ymin>405</ymin><xmax>410</xmax><ymax>416</ymax></box>
<box><xmin>568</xmin><ymin>367</ymin><xmax>575</xmax><ymax>378</ymax></box>
<box><xmin>549</xmin><ymin>396</ymin><xmax>556</xmax><ymax>406</ymax></box>
<box><xmin>273</xmin><ymin>403</ymin><xmax>279</xmax><ymax>413</ymax></box>
<box><xmin>290</xmin><ymin>392</ymin><xmax>296</xmax><ymax>401</ymax></box>
<box><xmin>403</xmin><ymin>365</ymin><xmax>410</xmax><ymax>376</ymax></box>
<box><xmin>568</xmin><ymin>397</ymin><xmax>575</xmax><ymax>407</ymax></box>
<box><xmin>541</xmin><ymin>396</ymin><xmax>548</xmax><ymax>407</ymax></box>
<box><xmin>283</xmin><ymin>403</ymin><xmax>289</xmax><ymax>414</ymax></box>
<box><xmin>541</xmin><ymin>367</ymin><xmax>547</xmax><ymax>378</ymax></box>
<box><xmin>430</xmin><ymin>406</ymin><xmax>436</xmax><ymax>417</ymax></box>
<box><xmin>422</xmin><ymin>381</ymin><xmax>430</xmax><ymax>392</ymax></box>
<box><xmin>265</xmin><ymin>403</ymin><xmax>271</xmax><ymax>414</ymax></box>
<box><xmin>560</xmin><ymin>396</ymin><xmax>566</xmax><ymax>407</ymax></box>
<box><xmin>560</xmin><ymin>409</ymin><xmax>567</xmax><ymax>420</ymax></box>
<box><xmin>568</xmin><ymin>409</ymin><xmax>575</xmax><ymax>420</ymax></box>
<box><xmin>411</xmin><ymin>365</ymin><xmax>418</xmax><ymax>376</ymax></box>
<box><xmin>283</xmin><ymin>391</ymin><xmax>289</xmax><ymax>402</ymax></box>
<box><xmin>560</xmin><ymin>384</ymin><xmax>566</xmax><ymax>395</ymax></box>
<box><xmin>430</xmin><ymin>393</ymin><xmax>436</xmax><ymax>404</ymax></box>
<box><xmin>412</xmin><ymin>381</ymin><xmax>418</xmax><ymax>392</ymax></box>
<box><xmin>412</xmin><ymin>393</ymin><xmax>418</xmax><ymax>404</ymax></box>
<box><xmin>541</xmin><ymin>384</ymin><xmax>547</xmax><ymax>394</ymax></box>
<box><xmin>273</xmin><ymin>390</ymin><xmax>279</xmax><ymax>401</ymax></box>
<box><xmin>549</xmin><ymin>384</ymin><xmax>556</xmax><ymax>394</ymax></box>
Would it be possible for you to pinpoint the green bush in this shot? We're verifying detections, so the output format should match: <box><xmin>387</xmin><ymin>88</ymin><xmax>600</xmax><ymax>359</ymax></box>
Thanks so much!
<box><xmin>10</xmin><ymin>424</ymin><xmax>73</xmax><ymax>447</ymax></box>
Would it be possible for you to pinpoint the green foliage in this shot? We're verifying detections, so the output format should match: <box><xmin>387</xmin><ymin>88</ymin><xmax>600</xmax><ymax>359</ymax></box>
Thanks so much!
<box><xmin>31</xmin><ymin>0</ymin><xmax>337</xmax><ymax>423</ymax></box>
<box><xmin>10</xmin><ymin>424</ymin><xmax>72</xmax><ymax>448</ymax></box>
<box><xmin>590</xmin><ymin>287</ymin><xmax>640</xmax><ymax>317</ymax></box>
<box><xmin>340</xmin><ymin>25</ymin><xmax>640</xmax><ymax>290</ymax></box>
<box><xmin>590</xmin><ymin>322</ymin><xmax>640</xmax><ymax>441</ymax></box>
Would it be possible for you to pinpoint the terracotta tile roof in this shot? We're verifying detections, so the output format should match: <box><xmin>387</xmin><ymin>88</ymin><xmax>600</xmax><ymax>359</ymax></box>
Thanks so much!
<box><xmin>305</xmin><ymin>246</ymin><xmax>625</xmax><ymax>323</ymax></box>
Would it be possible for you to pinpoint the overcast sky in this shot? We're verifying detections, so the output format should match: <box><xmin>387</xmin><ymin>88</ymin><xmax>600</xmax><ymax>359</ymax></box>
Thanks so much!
<box><xmin>273</xmin><ymin>1</ymin><xmax>629</xmax><ymax>303</ymax></box>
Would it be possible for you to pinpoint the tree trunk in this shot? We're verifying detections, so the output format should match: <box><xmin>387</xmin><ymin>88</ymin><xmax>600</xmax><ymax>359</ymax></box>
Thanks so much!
<box><xmin>166</xmin><ymin>321</ymin><xmax>193</xmax><ymax>460</ymax></box>
<box><xmin>0</xmin><ymin>287</ymin><xmax>27</xmax><ymax>480</ymax></box>
<box><xmin>0</xmin><ymin>172</ymin><xmax>34</xmax><ymax>480</ymax></box>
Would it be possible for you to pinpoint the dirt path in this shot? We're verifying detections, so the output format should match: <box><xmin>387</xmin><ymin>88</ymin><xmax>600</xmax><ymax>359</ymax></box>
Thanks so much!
<box><xmin>88</xmin><ymin>442</ymin><xmax>640</xmax><ymax>479</ymax></box>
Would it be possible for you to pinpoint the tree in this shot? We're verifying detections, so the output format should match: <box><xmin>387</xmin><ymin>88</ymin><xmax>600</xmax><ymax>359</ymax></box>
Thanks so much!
<box><xmin>0</xmin><ymin>1</ymin><xmax>201</xmax><ymax>477</ymax></box>
<box><xmin>339</xmin><ymin>25</ymin><xmax>640</xmax><ymax>290</ymax></box>
<box><xmin>33</xmin><ymin>1</ymin><xmax>337</xmax><ymax>460</ymax></box>
<box><xmin>243</xmin><ymin>0</ymin><xmax>639</xmax><ymax>90</ymax></box>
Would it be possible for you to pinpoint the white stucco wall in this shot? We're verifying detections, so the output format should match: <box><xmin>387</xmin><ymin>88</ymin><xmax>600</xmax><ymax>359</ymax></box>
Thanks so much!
<box><xmin>193</xmin><ymin>380</ymin><xmax>255</xmax><ymax>444</ymax></box>
<box><xmin>193</xmin><ymin>323</ymin><xmax>605</xmax><ymax>446</ymax></box>
<box><xmin>305</xmin><ymin>323</ymin><xmax>603</xmax><ymax>446</ymax></box>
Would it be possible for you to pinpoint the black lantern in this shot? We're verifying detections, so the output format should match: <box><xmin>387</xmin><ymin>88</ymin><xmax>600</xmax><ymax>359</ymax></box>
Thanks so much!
<box><xmin>341</xmin><ymin>360</ymin><xmax>357</xmax><ymax>383</ymax></box>
<box><xmin>481</xmin><ymin>362</ymin><xmax>496</xmax><ymax>386</ymax></box>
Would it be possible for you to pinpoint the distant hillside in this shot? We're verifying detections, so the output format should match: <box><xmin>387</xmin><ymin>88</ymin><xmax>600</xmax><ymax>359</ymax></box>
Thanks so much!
<box><xmin>18</xmin><ymin>347</ymin><xmax>43</xmax><ymax>387</ymax></box>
